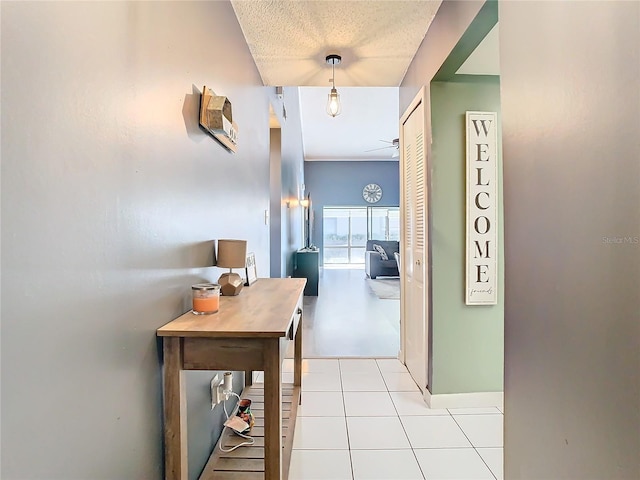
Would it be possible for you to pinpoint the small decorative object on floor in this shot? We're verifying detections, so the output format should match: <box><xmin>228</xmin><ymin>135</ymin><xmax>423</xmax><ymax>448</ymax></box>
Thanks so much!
<box><xmin>236</xmin><ymin>399</ymin><xmax>255</xmax><ymax>433</ymax></box>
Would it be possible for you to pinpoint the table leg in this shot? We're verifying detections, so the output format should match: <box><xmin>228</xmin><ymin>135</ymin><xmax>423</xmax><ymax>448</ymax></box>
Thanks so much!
<box><xmin>294</xmin><ymin>310</ymin><xmax>303</xmax><ymax>393</ymax></box>
<box><xmin>163</xmin><ymin>337</ymin><xmax>187</xmax><ymax>480</ymax></box>
<box><xmin>245</xmin><ymin>370</ymin><xmax>253</xmax><ymax>387</ymax></box>
<box><xmin>264</xmin><ymin>338</ymin><xmax>282</xmax><ymax>480</ymax></box>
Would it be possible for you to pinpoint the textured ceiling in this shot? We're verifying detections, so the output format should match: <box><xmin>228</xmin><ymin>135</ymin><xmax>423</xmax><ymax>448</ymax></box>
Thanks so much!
<box><xmin>231</xmin><ymin>0</ymin><xmax>443</xmax><ymax>87</ymax></box>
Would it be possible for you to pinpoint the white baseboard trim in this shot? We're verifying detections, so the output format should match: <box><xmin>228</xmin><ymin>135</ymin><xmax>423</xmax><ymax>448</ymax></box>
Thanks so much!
<box><xmin>425</xmin><ymin>390</ymin><xmax>504</xmax><ymax>410</ymax></box>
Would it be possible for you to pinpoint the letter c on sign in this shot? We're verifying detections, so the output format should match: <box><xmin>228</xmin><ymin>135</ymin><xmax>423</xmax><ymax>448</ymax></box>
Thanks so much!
<box><xmin>475</xmin><ymin>192</ymin><xmax>490</xmax><ymax>210</ymax></box>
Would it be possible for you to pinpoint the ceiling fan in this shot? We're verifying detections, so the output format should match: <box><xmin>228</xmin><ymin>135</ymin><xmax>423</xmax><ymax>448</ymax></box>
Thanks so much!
<box><xmin>366</xmin><ymin>138</ymin><xmax>399</xmax><ymax>158</ymax></box>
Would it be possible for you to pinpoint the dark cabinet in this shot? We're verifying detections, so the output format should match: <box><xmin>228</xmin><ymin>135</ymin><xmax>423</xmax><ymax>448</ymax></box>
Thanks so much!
<box><xmin>293</xmin><ymin>249</ymin><xmax>319</xmax><ymax>296</ymax></box>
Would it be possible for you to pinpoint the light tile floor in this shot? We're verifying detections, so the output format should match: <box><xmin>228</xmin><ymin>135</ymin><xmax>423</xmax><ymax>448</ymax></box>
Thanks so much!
<box><xmin>256</xmin><ymin>358</ymin><xmax>503</xmax><ymax>480</ymax></box>
<box><xmin>264</xmin><ymin>268</ymin><xmax>504</xmax><ymax>479</ymax></box>
<box><xmin>302</xmin><ymin>267</ymin><xmax>400</xmax><ymax>357</ymax></box>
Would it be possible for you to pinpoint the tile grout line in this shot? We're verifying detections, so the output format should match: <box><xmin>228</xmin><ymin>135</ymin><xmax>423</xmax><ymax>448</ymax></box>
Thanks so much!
<box><xmin>377</xmin><ymin>359</ymin><xmax>427</xmax><ymax>480</ymax></box>
<box><xmin>449</xmin><ymin>413</ymin><xmax>499</xmax><ymax>480</ymax></box>
<box><xmin>339</xmin><ymin>360</ymin><xmax>356</xmax><ymax>480</ymax></box>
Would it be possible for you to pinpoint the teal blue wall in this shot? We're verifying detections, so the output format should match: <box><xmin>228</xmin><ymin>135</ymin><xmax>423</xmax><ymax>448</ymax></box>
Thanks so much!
<box><xmin>304</xmin><ymin>161</ymin><xmax>400</xmax><ymax>264</ymax></box>
<box><xmin>430</xmin><ymin>78</ymin><xmax>504</xmax><ymax>394</ymax></box>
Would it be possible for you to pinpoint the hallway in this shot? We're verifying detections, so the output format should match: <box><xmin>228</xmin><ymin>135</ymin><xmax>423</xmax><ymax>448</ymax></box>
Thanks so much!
<box><xmin>277</xmin><ymin>268</ymin><xmax>504</xmax><ymax>479</ymax></box>
<box><xmin>301</xmin><ymin>267</ymin><xmax>400</xmax><ymax>357</ymax></box>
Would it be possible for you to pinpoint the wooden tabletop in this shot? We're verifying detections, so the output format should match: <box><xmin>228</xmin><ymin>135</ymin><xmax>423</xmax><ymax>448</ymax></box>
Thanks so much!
<box><xmin>157</xmin><ymin>278</ymin><xmax>306</xmax><ymax>338</ymax></box>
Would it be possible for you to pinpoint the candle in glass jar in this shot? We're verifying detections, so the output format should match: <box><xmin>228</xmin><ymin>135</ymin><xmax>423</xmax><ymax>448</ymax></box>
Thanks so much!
<box><xmin>192</xmin><ymin>283</ymin><xmax>220</xmax><ymax>314</ymax></box>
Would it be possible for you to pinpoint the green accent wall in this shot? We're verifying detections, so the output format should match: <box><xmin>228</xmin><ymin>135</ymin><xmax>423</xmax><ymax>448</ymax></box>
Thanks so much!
<box><xmin>429</xmin><ymin>78</ymin><xmax>504</xmax><ymax>394</ymax></box>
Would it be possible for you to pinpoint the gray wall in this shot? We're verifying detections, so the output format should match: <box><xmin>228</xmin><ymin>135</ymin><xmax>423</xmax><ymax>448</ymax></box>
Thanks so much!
<box><xmin>430</xmin><ymin>79</ymin><xmax>504</xmax><ymax>395</ymax></box>
<box><xmin>278</xmin><ymin>88</ymin><xmax>306</xmax><ymax>277</ymax></box>
<box><xmin>0</xmin><ymin>2</ymin><xmax>302</xmax><ymax>479</ymax></box>
<box><xmin>500</xmin><ymin>1</ymin><xmax>640</xmax><ymax>478</ymax></box>
<box><xmin>303</xmin><ymin>161</ymin><xmax>400</xmax><ymax>264</ymax></box>
<box><xmin>268</xmin><ymin>89</ymin><xmax>305</xmax><ymax>278</ymax></box>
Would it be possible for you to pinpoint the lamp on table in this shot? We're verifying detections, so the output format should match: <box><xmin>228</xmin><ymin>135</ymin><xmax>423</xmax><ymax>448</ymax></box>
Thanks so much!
<box><xmin>216</xmin><ymin>239</ymin><xmax>247</xmax><ymax>296</ymax></box>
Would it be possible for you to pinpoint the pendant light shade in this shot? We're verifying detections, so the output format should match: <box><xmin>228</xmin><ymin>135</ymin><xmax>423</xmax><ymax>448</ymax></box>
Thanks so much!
<box><xmin>327</xmin><ymin>87</ymin><xmax>341</xmax><ymax>117</ymax></box>
<box><xmin>325</xmin><ymin>54</ymin><xmax>342</xmax><ymax>117</ymax></box>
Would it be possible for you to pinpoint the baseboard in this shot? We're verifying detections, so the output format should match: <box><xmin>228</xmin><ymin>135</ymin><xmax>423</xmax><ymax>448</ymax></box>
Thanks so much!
<box><xmin>425</xmin><ymin>390</ymin><xmax>503</xmax><ymax>410</ymax></box>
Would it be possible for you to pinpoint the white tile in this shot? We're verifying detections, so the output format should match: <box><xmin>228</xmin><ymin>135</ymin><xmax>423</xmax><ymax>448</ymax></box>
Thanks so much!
<box><xmin>343</xmin><ymin>391</ymin><xmax>396</xmax><ymax>417</ymax></box>
<box><xmin>298</xmin><ymin>391</ymin><xmax>345</xmax><ymax>417</ymax></box>
<box><xmin>251</xmin><ymin>370</ymin><xmax>292</xmax><ymax>384</ymax></box>
<box><xmin>341</xmin><ymin>371</ymin><xmax>387</xmax><ymax>392</ymax></box>
<box><xmin>447</xmin><ymin>407</ymin><xmax>502</xmax><ymax>415</ymax></box>
<box><xmin>414</xmin><ymin>448</ymin><xmax>494</xmax><ymax>479</ymax></box>
<box><xmin>381</xmin><ymin>372</ymin><xmax>420</xmax><ymax>392</ymax></box>
<box><xmin>339</xmin><ymin>358</ymin><xmax>380</xmax><ymax>373</ymax></box>
<box><xmin>453</xmin><ymin>414</ymin><xmax>503</xmax><ymax>447</ymax></box>
<box><xmin>400</xmin><ymin>416</ymin><xmax>471</xmax><ymax>448</ymax></box>
<box><xmin>293</xmin><ymin>417</ymin><xmax>349</xmax><ymax>449</ymax></box>
<box><xmin>390</xmin><ymin>392</ymin><xmax>449</xmax><ymax>416</ymax></box>
<box><xmin>477</xmin><ymin>448</ymin><xmax>503</xmax><ymax>480</ymax></box>
<box><xmin>351</xmin><ymin>449</ymin><xmax>424</xmax><ymax>480</ymax></box>
<box><xmin>376</xmin><ymin>358</ymin><xmax>408</xmax><ymax>373</ymax></box>
<box><xmin>304</xmin><ymin>359</ymin><xmax>341</xmax><ymax>373</ymax></box>
<box><xmin>289</xmin><ymin>449</ymin><xmax>352</xmax><ymax>480</ymax></box>
<box><xmin>347</xmin><ymin>416</ymin><xmax>411</xmax><ymax>450</ymax></box>
<box><xmin>302</xmin><ymin>372</ymin><xmax>343</xmax><ymax>392</ymax></box>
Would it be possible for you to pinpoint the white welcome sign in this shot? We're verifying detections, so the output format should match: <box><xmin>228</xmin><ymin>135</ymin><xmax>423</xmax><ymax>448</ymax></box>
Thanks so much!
<box><xmin>466</xmin><ymin>112</ymin><xmax>498</xmax><ymax>305</ymax></box>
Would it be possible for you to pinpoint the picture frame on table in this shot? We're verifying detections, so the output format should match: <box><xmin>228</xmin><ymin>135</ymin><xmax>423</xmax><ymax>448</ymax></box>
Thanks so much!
<box><xmin>244</xmin><ymin>252</ymin><xmax>257</xmax><ymax>286</ymax></box>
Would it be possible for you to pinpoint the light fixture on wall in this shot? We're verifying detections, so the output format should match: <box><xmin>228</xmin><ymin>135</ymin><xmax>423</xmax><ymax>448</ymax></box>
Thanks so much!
<box><xmin>216</xmin><ymin>239</ymin><xmax>247</xmax><ymax>296</ymax></box>
<box><xmin>326</xmin><ymin>54</ymin><xmax>342</xmax><ymax>117</ymax></box>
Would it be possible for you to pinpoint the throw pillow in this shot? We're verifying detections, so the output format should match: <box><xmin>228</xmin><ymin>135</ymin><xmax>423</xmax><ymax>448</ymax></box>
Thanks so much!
<box><xmin>372</xmin><ymin>244</ymin><xmax>389</xmax><ymax>261</ymax></box>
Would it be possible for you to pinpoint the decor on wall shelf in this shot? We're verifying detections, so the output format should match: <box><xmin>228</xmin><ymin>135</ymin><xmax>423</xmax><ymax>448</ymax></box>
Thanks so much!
<box><xmin>199</xmin><ymin>86</ymin><xmax>238</xmax><ymax>153</ymax></box>
<box><xmin>244</xmin><ymin>252</ymin><xmax>257</xmax><ymax>286</ymax></box>
<box><xmin>465</xmin><ymin>111</ymin><xmax>498</xmax><ymax>305</ymax></box>
<box><xmin>217</xmin><ymin>239</ymin><xmax>247</xmax><ymax>295</ymax></box>
<box><xmin>325</xmin><ymin>54</ymin><xmax>342</xmax><ymax>117</ymax></box>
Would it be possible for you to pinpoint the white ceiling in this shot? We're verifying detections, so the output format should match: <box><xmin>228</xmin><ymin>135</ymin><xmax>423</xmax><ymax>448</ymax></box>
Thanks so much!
<box><xmin>231</xmin><ymin>1</ymin><xmax>497</xmax><ymax>162</ymax></box>
<box><xmin>299</xmin><ymin>87</ymin><xmax>399</xmax><ymax>161</ymax></box>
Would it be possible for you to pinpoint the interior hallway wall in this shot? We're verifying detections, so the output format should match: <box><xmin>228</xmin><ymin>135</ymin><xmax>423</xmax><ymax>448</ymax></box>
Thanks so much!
<box><xmin>430</xmin><ymin>79</ymin><xmax>503</xmax><ymax>395</ymax></box>
<box><xmin>275</xmin><ymin>88</ymin><xmax>306</xmax><ymax>277</ymax></box>
<box><xmin>500</xmin><ymin>1</ymin><xmax>640</xmax><ymax>478</ymax></box>
<box><xmin>0</xmin><ymin>2</ymin><xmax>300</xmax><ymax>478</ymax></box>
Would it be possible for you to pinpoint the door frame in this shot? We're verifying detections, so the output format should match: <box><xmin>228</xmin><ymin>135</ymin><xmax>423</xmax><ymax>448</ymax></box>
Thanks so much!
<box><xmin>399</xmin><ymin>86</ymin><xmax>433</xmax><ymax>395</ymax></box>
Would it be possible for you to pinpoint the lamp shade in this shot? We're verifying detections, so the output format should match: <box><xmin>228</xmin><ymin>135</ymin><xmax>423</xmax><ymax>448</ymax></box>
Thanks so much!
<box><xmin>216</xmin><ymin>239</ymin><xmax>247</xmax><ymax>268</ymax></box>
<box><xmin>326</xmin><ymin>88</ymin><xmax>341</xmax><ymax>117</ymax></box>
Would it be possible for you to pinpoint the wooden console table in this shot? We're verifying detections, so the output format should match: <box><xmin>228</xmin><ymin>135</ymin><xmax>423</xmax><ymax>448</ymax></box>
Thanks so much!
<box><xmin>157</xmin><ymin>278</ymin><xmax>306</xmax><ymax>480</ymax></box>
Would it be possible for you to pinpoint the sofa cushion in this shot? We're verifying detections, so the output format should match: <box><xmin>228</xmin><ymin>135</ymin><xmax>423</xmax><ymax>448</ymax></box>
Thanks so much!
<box><xmin>372</xmin><ymin>243</ymin><xmax>389</xmax><ymax>260</ymax></box>
<box><xmin>380</xmin><ymin>259</ymin><xmax>398</xmax><ymax>269</ymax></box>
<box><xmin>367</xmin><ymin>240</ymin><xmax>399</xmax><ymax>260</ymax></box>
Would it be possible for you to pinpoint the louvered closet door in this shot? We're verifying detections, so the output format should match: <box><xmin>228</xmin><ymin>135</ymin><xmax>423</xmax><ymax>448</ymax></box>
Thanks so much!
<box><xmin>400</xmin><ymin>93</ymin><xmax>427</xmax><ymax>393</ymax></box>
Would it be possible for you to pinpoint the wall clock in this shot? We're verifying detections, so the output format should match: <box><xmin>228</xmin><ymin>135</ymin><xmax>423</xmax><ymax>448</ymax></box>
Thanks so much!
<box><xmin>362</xmin><ymin>183</ymin><xmax>383</xmax><ymax>203</ymax></box>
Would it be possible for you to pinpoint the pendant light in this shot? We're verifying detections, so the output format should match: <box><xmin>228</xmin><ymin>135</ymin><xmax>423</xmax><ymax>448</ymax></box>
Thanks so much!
<box><xmin>325</xmin><ymin>54</ymin><xmax>342</xmax><ymax>117</ymax></box>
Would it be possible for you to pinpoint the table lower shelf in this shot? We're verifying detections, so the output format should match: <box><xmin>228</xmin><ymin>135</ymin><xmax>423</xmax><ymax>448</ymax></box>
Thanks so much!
<box><xmin>199</xmin><ymin>383</ymin><xmax>301</xmax><ymax>480</ymax></box>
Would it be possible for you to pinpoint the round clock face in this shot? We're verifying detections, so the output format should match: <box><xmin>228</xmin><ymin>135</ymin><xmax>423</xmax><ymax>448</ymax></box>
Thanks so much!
<box><xmin>363</xmin><ymin>183</ymin><xmax>382</xmax><ymax>203</ymax></box>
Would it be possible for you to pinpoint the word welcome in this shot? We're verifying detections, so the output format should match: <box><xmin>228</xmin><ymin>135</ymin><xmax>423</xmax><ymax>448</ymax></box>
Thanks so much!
<box><xmin>466</xmin><ymin>112</ymin><xmax>498</xmax><ymax>305</ymax></box>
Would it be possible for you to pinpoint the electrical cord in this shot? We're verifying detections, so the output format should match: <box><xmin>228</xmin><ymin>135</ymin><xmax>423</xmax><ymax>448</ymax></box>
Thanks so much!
<box><xmin>218</xmin><ymin>391</ymin><xmax>255</xmax><ymax>453</ymax></box>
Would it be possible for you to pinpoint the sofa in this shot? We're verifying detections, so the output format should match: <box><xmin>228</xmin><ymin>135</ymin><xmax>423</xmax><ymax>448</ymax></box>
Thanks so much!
<box><xmin>365</xmin><ymin>240</ymin><xmax>400</xmax><ymax>279</ymax></box>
